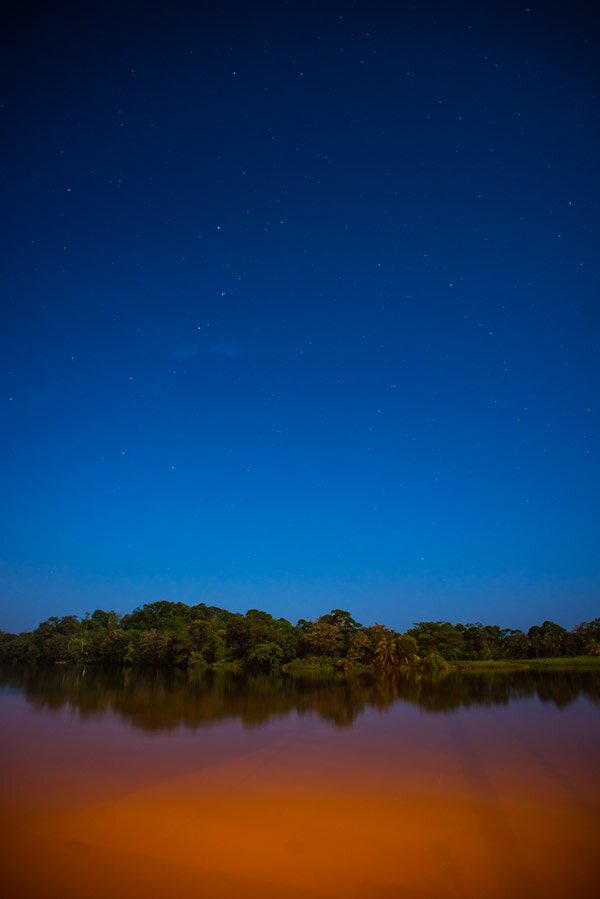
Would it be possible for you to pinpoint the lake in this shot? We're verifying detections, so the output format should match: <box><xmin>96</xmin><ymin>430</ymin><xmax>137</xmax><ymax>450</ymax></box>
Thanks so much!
<box><xmin>1</xmin><ymin>665</ymin><xmax>598</xmax><ymax>898</ymax></box>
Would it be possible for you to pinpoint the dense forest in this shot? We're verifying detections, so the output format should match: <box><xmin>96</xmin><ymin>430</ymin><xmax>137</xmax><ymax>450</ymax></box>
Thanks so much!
<box><xmin>1</xmin><ymin>601</ymin><xmax>599</xmax><ymax>671</ymax></box>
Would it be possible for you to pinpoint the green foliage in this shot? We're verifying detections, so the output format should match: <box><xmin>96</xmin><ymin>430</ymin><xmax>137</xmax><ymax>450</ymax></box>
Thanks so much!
<box><xmin>187</xmin><ymin>650</ymin><xmax>207</xmax><ymax>669</ymax></box>
<box><xmin>248</xmin><ymin>642</ymin><xmax>284</xmax><ymax>671</ymax></box>
<box><xmin>395</xmin><ymin>633</ymin><xmax>419</xmax><ymax>664</ymax></box>
<box><xmin>373</xmin><ymin>627</ymin><xmax>399</xmax><ymax>671</ymax></box>
<box><xmin>421</xmin><ymin>651</ymin><xmax>450</xmax><ymax>671</ymax></box>
<box><xmin>573</xmin><ymin>618</ymin><xmax>600</xmax><ymax>655</ymax></box>
<box><xmin>283</xmin><ymin>656</ymin><xmax>340</xmax><ymax>674</ymax></box>
<box><xmin>346</xmin><ymin>630</ymin><xmax>376</xmax><ymax>666</ymax></box>
<box><xmin>303</xmin><ymin>621</ymin><xmax>344</xmax><ymax>657</ymax></box>
<box><xmin>0</xmin><ymin>602</ymin><xmax>597</xmax><ymax>672</ymax></box>
<box><xmin>408</xmin><ymin>621</ymin><xmax>464</xmax><ymax>660</ymax></box>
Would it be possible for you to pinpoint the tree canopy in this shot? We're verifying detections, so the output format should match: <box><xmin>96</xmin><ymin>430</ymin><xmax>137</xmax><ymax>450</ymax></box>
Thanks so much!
<box><xmin>1</xmin><ymin>602</ymin><xmax>598</xmax><ymax>672</ymax></box>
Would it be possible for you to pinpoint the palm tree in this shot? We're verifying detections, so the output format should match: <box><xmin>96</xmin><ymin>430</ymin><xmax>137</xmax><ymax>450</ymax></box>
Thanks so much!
<box><xmin>375</xmin><ymin>634</ymin><xmax>398</xmax><ymax>671</ymax></box>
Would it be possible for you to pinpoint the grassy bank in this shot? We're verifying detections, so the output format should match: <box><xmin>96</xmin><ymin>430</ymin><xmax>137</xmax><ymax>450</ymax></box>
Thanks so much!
<box><xmin>281</xmin><ymin>655</ymin><xmax>600</xmax><ymax>675</ymax></box>
<box><xmin>452</xmin><ymin>656</ymin><xmax>600</xmax><ymax>670</ymax></box>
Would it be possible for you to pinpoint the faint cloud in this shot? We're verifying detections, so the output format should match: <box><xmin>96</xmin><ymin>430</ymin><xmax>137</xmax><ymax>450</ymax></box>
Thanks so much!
<box><xmin>208</xmin><ymin>342</ymin><xmax>241</xmax><ymax>358</ymax></box>
<box><xmin>171</xmin><ymin>344</ymin><xmax>199</xmax><ymax>360</ymax></box>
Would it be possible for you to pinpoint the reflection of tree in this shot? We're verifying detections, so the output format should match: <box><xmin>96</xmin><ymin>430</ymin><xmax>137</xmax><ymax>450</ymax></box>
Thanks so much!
<box><xmin>1</xmin><ymin>666</ymin><xmax>599</xmax><ymax>732</ymax></box>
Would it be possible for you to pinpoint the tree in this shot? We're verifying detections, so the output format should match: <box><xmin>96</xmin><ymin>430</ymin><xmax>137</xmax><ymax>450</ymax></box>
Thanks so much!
<box><xmin>304</xmin><ymin>622</ymin><xmax>344</xmax><ymax>657</ymax></box>
<box><xmin>503</xmin><ymin>629</ymin><xmax>529</xmax><ymax>660</ymax></box>
<box><xmin>1</xmin><ymin>601</ymin><xmax>596</xmax><ymax>670</ymax></box>
<box><xmin>249</xmin><ymin>642</ymin><xmax>284</xmax><ymax>671</ymax></box>
<box><xmin>408</xmin><ymin>622</ymin><xmax>464</xmax><ymax>660</ymax></box>
<box><xmin>346</xmin><ymin>630</ymin><xmax>375</xmax><ymax>667</ymax></box>
<box><xmin>528</xmin><ymin>621</ymin><xmax>568</xmax><ymax>658</ymax></box>
<box><xmin>374</xmin><ymin>632</ymin><xmax>398</xmax><ymax>671</ymax></box>
<box><xmin>395</xmin><ymin>633</ymin><xmax>418</xmax><ymax>664</ymax></box>
<box><xmin>463</xmin><ymin>624</ymin><xmax>503</xmax><ymax>661</ymax></box>
<box><xmin>574</xmin><ymin>619</ymin><xmax>600</xmax><ymax>655</ymax></box>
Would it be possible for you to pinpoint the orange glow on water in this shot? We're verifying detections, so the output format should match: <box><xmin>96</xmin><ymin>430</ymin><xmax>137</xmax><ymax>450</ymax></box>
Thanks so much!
<box><xmin>1</xmin><ymin>677</ymin><xmax>598</xmax><ymax>898</ymax></box>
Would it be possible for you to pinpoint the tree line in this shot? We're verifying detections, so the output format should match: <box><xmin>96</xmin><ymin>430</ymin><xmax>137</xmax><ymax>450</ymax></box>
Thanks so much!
<box><xmin>0</xmin><ymin>602</ymin><xmax>598</xmax><ymax>671</ymax></box>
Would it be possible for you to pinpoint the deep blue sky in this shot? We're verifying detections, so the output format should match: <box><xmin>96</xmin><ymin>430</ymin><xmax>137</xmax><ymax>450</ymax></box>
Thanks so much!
<box><xmin>1</xmin><ymin>0</ymin><xmax>598</xmax><ymax>632</ymax></box>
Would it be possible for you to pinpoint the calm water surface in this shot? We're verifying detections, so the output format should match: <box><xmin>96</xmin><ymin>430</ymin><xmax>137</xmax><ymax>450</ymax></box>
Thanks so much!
<box><xmin>1</xmin><ymin>666</ymin><xmax>598</xmax><ymax>898</ymax></box>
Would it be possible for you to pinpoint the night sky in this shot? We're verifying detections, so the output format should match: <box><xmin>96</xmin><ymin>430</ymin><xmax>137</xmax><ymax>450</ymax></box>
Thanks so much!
<box><xmin>1</xmin><ymin>1</ymin><xmax>598</xmax><ymax>633</ymax></box>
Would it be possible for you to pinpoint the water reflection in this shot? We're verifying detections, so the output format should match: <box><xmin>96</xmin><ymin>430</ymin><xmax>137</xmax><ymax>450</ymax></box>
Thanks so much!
<box><xmin>1</xmin><ymin>664</ymin><xmax>599</xmax><ymax>731</ymax></box>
